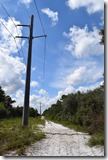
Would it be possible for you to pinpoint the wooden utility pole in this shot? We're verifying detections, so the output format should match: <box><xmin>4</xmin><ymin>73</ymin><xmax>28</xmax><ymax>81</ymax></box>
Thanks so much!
<box><xmin>16</xmin><ymin>15</ymin><xmax>47</xmax><ymax>127</ymax></box>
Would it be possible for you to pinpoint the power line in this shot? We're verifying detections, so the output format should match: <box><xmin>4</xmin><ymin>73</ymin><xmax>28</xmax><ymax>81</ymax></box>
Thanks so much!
<box><xmin>0</xmin><ymin>1</ymin><xmax>27</xmax><ymax>64</ymax></box>
<box><xmin>34</xmin><ymin>0</ymin><xmax>46</xmax><ymax>35</ymax></box>
<box><xmin>0</xmin><ymin>18</ymin><xmax>22</xmax><ymax>58</ymax></box>
<box><xmin>0</xmin><ymin>1</ymin><xmax>16</xmax><ymax>27</ymax></box>
<box><xmin>33</xmin><ymin>0</ymin><xmax>47</xmax><ymax>90</ymax></box>
<box><xmin>42</xmin><ymin>36</ymin><xmax>47</xmax><ymax>90</ymax></box>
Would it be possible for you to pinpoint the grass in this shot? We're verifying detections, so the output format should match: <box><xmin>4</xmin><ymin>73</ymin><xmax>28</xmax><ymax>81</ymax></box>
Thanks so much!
<box><xmin>88</xmin><ymin>132</ymin><xmax>104</xmax><ymax>146</ymax></box>
<box><xmin>58</xmin><ymin>120</ymin><xmax>88</xmax><ymax>133</ymax></box>
<box><xmin>0</xmin><ymin>117</ymin><xmax>45</xmax><ymax>156</ymax></box>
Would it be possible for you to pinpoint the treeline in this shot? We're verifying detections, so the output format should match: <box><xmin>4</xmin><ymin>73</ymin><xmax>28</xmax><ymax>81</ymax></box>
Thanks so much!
<box><xmin>0</xmin><ymin>86</ymin><xmax>39</xmax><ymax>119</ymax></box>
<box><xmin>43</xmin><ymin>84</ymin><xmax>104</xmax><ymax>135</ymax></box>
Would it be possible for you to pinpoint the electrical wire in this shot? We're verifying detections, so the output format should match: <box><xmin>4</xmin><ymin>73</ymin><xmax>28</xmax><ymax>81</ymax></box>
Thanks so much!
<box><xmin>42</xmin><ymin>36</ymin><xmax>47</xmax><ymax>90</ymax></box>
<box><xmin>33</xmin><ymin>0</ymin><xmax>46</xmax><ymax>35</ymax></box>
<box><xmin>0</xmin><ymin>1</ymin><xmax>27</xmax><ymax>65</ymax></box>
<box><xmin>0</xmin><ymin>18</ymin><xmax>22</xmax><ymax>58</ymax></box>
<box><xmin>33</xmin><ymin>0</ymin><xmax>47</xmax><ymax>90</ymax></box>
<box><xmin>0</xmin><ymin>1</ymin><xmax>16</xmax><ymax>27</ymax></box>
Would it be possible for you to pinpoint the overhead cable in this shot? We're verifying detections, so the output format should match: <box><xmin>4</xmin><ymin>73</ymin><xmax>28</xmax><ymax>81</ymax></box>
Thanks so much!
<box><xmin>34</xmin><ymin>0</ymin><xmax>46</xmax><ymax>35</ymax></box>
<box><xmin>0</xmin><ymin>1</ymin><xmax>27</xmax><ymax>64</ymax></box>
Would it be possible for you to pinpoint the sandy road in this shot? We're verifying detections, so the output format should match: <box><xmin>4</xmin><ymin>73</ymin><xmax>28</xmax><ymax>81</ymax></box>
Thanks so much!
<box><xmin>25</xmin><ymin>120</ymin><xmax>104</xmax><ymax>156</ymax></box>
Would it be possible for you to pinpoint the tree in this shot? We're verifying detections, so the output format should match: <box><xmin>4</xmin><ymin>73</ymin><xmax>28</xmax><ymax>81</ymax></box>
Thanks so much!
<box><xmin>99</xmin><ymin>28</ymin><xmax>104</xmax><ymax>45</ymax></box>
<box><xmin>63</xmin><ymin>94</ymin><xmax>78</xmax><ymax>115</ymax></box>
<box><xmin>29</xmin><ymin>107</ymin><xmax>39</xmax><ymax>117</ymax></box>
<box><xmin>4</xmin><ymin>95</ymin><xmax>15</xmax><ymax>109</ymax></box>
<box><xmin>0</xmin><ymin>86</ymin><xmax>5</xmax><ymax>102</ymax></box>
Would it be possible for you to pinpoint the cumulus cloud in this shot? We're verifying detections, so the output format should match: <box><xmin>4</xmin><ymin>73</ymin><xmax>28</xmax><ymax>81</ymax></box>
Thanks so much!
<box><xmin>0</xmin><ymin>17</ymin><xmax>26</xmax><ymax>95</ymax></box>
<box><xmin>38</xmin><ymin>89</ymin><xmax>48</xmax><ymax>96</ymax></box>
<box><xmin>65</xmin><ymin>67</ymin><xmax>86</xmax><ymax>85</ymax></box>
<box><xmin>41</xmin><ymin>8</ymin><xmax>58</xmax><ymax>26</ymax></box>
<box><xmin>77</xmin><ymin>81</ymin><xmax>104</xmax><ymax>92</ymax></box>
<box><xmin>0</xmin><ymin>17</ymin><xmax>23</xmax><ymax>55</ymax></box>
<box><xmin>51</xmin><ymin>63</ymin><xmax>103</xmax><ymax>90</ymax></box>
<box><xmin>30</xmin><ymin>81</ymin><xmax>39</xmax><ymax>88</ymax></box>
<box><xmin>66</xmin><ymin>0</ymin><xmax>103</xmax><ymax>14</ymax></box>
<box><xmin>63</xmin><ymin>25</ymin><xmax>104</xmax><ymax>58</ymax></box>
<box><xmin>20</xmin><ymin>0</ymin><xmax>32</xmax><ymax>7</ymax></box>
<box><xmin>14</xmin><ymin>90</ymin><xmax>24</xmax><ymax>106</ymax></box>
<box><xmin>64</xmin><ymin>67</ymin><xmax>103</xmax><ymax>86</ymax></box>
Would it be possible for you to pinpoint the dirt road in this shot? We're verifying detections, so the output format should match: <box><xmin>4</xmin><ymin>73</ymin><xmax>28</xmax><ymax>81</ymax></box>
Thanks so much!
<box><xmin>25</xmin><ymin>120</ymin><xmax>104</xmax><ymax>156</ymax></box>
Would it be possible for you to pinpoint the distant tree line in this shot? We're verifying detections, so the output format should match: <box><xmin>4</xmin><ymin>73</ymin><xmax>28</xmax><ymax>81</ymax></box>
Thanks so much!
<box><xmin>43</xmin><ymin>84</ymin><xmax>104</xmax><ymax>135</ymax></box>
<box><xmin>0</xmin><ymin>86</ymin><xmax>39</xmax><ymax>119</ymax></box>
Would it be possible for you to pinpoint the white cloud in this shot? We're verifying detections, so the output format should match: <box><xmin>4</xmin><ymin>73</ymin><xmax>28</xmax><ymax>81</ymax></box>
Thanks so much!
<box><xmin>0</xmin><ymin>17</ymin><xmax>26</xmax><ymax>95</ymax></box>
<box><xmin>51</xmin><ymin>63</ymin><xmax>103</xmax><ymax>89</ymax></box>
<box><xmin>100</xmin><ymin>13</ymin><xmax>104</xmax><ymax>26</ymax></box>
<box><xmin>64</xmin><ymin>67</ymin><xmax>103</xmax><ymax>86</ymax></box>
<box><xmin>20</xmin><ymin>0</ymin><xmax>32</xmax><ymax>7</ymax></box>
<box><xmin>65</xmin><ymin>67</ymin><xmax>86</xmax><ymax>85</ymax></box>
<box><xmin>14</xmin><ymin>90</ymin><xmax>24</xmax><ymax>107</ymax></box>
<box><xmin>77</xmin><ymin>81</ymin><xmax>104</xmax><ymax>92</ymax></box>
<box><xmin>63</xmin><ymin>25</ymin><xmax>104</xmax><ymax>58</ymax></box>
<box><xmin>66</xmin><ymin>0</ymin><xmax>103</xmax><ymax>14</ymax></box>
<box><xmin>41</xmin><ymin>8</ymin><xmax>58</xmax><ymax>26</ymax></box>
<box><xmin>0</xmin><ymin>17</ymin><xmax>23</xmax><ymax>55</ymax></box>
<box><xmin>30</xmin><ymin>81</ymin><xmax>39</xmax><ymax>88</ymax></box>
<box><xmin>30</xmin><ymin>92</ymin><xmax>50</xmax><ymax>112</ymax></box>
<box><xmin>38</xmin><ymin>89</ymin><xmax>48</xmax><ymax>96</ymax></box>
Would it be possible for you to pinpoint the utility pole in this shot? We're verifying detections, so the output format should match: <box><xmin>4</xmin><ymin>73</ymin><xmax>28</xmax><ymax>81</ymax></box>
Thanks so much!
<box><xmin>40</xmin><ymin>102</ymin><xmax>41</xmax><ymax>116</ymax></box>
<box><xmin>16</xmin><ymin>15</ymin><xmax>47</xmax><ymax>127</ymax></box>
<box><xmin>22</xmin><ymin>15</ymin><xmax>34</xmax><ymax>126</ymax></box>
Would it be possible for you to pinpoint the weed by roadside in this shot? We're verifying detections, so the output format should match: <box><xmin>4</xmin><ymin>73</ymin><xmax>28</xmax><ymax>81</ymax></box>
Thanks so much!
<box><xmin>88</xmin><ymin>132</ymin><xmax>104</xmax><ymax>146</ymax></box>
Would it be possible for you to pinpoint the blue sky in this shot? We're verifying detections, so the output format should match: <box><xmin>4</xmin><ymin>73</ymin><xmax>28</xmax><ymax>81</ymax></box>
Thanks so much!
<box><xmin>0</xmin><ymin>0</ymin><xmax>104</xmax><ymax>113</ymax></box>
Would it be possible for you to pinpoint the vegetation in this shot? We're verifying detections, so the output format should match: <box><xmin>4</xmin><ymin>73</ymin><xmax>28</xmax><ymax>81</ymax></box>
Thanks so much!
<box><xmin>99</xmin><ymin>28</ymin><xmax>104</xmax><ymax>45</ymax></box>
<box><xmin>0</xmin><ymin>86</ymin><xmax>44</xmax><ymax>155</ymax></box>
<box><xmin>43</xmin><ymin>84</ymin><xmax>104</xmax><ymax>146</ymax></box>
<box><xmin>0</xmin><ymin>117</ymin><xmax>45</xmax><ymax>155</ymax></box>
<box><xmin>0</xmin><ymin>86</ymin><xmax>39</xmax><ymax>119</ymax></box>
<box><xmin>88</xmin><ymin>132</ymin><xmax>104</xmax><ymax>146</ymax></box>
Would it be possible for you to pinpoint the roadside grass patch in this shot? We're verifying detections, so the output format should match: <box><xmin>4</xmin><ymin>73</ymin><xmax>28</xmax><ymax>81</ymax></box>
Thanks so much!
<box><xmin>88</xmin><ymin>132</ymin><xmax>104</xmax><ymax>146</ymax></box>
<box><xmin>59</xmin><ymin>121</ymin><xmax>88</xmax><ymax>133</ymax></box>
<box><xmin>0</xmin><ymin>117</ymin><xmax>45</xmax><ymax>155</ymax></box>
